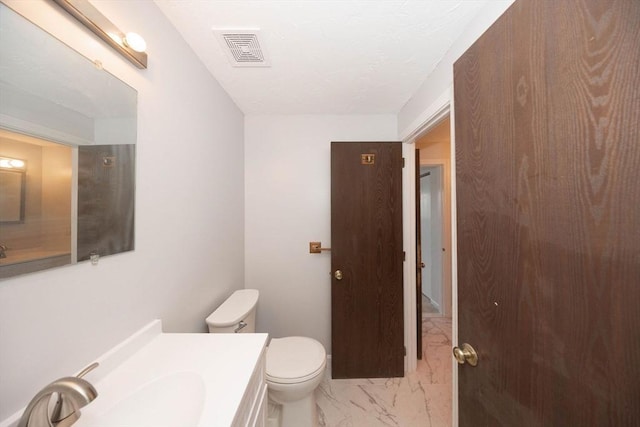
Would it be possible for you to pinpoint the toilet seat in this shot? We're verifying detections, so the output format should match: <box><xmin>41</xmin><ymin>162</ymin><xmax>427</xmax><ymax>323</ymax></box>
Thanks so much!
<box><xmin>266</xmin><ymin>337</ymin><xmax>326</xmax><ymax>384</ymax></box>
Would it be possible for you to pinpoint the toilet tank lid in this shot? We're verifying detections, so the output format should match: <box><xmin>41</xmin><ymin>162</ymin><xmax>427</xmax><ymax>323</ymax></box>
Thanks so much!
<box><xmin>206</xmin><ymin>289</ymin><xmax>259</xmax><ymax>327</ymax></box>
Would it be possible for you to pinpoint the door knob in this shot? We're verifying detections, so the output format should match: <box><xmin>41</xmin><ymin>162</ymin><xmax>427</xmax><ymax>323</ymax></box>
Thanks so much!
<box><xmin>452</xmin><ymin>343</ymin><xmax>478</xmax><ymax>366</ymax></box>
<box><xmin>334</xmin><ymin>270</ymin><xmax>343</xmax><ymax>280</ymax></box>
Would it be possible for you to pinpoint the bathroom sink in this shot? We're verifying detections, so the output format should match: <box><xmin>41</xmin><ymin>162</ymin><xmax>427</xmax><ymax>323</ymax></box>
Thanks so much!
<box><xmin>85</xmin><ymin>372</ymin><xmax>205</xmax><ymax>427</ymax></box>
<box><xmin>21</xmin><ymin>321</ymin><xmax>271</xmax><ymax>427</ymax></box>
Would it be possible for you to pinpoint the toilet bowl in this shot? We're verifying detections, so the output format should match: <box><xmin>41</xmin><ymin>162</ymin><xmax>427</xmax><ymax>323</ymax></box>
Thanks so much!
<box><xmin>266</xmin><ymin>336</ymin><xmax>326</xmax><ymax>427</ymax></box>
<box><xmin>206</xmin><ymin>289</ymin><xmax>326</xmax><ymax>427</ymax></box>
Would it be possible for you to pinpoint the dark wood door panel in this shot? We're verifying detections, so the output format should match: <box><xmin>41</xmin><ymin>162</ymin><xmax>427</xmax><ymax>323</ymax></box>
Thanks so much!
<box><xmin>415</xmin><ymin>150</ymin><xmax>423</xmax><ymax>360</ymax></box>
<box><xmin>331</xmin><ymin>141</ymin><xmax>404</xmax><ymax>379</ymax></box>
<box><xmin>77</xmin><ymin>145</ymin><xmax>135</xmax><ymax>261</ymax></box>
<box><xmin>455</xmin><ymin>0</ymin><xmax>640</xmax><ymax>425</ymax></box>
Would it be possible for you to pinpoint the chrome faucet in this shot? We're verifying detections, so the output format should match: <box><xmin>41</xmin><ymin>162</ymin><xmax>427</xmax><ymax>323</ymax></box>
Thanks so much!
<box><xmin>0</xmin><ymin>244</ymin><xmax>7</xmax><ymax>258</ymax></box>
<box><xmin>18</xmin><ymin>362</ymin><xmax>99</xmax><ymax>427</ymax></box>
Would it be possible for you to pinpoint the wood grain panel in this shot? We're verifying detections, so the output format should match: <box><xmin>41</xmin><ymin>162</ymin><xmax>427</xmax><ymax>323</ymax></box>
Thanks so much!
<box><xmin>77</xmin><ymin>144</ymin><xmax>135</xmax><ymax>261</ymax></box>
<box><xmin>415</xmin><ymin>149</ymin><xmax>423</xmax><ymax>360</ymax></box>
<box><xmin>331</xmin><ymin>142</ymin><xmax>404</xmax><ymax>378</ymax></box>
<box><xmin>455</xmin><ymin>0</ymin><xmax>640</xmax><ymax>425</ymax></box>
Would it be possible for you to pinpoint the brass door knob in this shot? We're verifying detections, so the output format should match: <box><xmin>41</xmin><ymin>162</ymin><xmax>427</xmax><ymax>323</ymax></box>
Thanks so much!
<box><xmin>334</xmin><ymin>270</ymin><xmax>343</xmax><ymax>280</ymax></box>
<box><xmin>452</xmin><ymin>343</ymin><xmax>478</xmax><ymax>366</ymax></box>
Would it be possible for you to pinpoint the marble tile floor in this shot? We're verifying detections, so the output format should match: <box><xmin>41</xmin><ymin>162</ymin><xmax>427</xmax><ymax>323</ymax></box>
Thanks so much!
<box><xmin>422</xmin><ymin>294</ymin><xmax>440</xmax><ymax>315</ymax></box>
<box><xmin>316</xmin><ymin>317</ymin><xmax>453</xmax><ymax>427</ymax></box>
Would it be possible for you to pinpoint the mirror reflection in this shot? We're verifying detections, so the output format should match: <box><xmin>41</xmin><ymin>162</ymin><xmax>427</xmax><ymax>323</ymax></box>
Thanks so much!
<box><xmin>77</xmin><ymin>144</ymin><xmax>135</xmax><ymax>262</ymax></box>
<box><xmin>0</xmin><ymin>4</ymin><xmax>137</xmax><ymax>279</ymax></box>
<box><xmin>0</xmin><ymin>156</ymin><xmax>26</xmax><ymax>223</ymax></box>
<box><xmin>0</xmin><ymin>130</ymin><xmax>72</xmax><ymax>273</ymax></box>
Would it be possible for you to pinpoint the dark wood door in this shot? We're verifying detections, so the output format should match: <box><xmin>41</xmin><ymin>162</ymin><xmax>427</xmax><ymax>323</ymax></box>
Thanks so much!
<box><xmin>77</xmin><ymin>145</ymin><xmax>135</xmax><ymax>261</ymax></box>
<box><xmin>454</xmin><ymin>0</ymin><xmax>640</xmax><ymax>425</ymax></box>
<box><xmin>415</xmin><ymin>149</ymin><xmax>423</xmax><ymax>360</ymax></box>
<box><xmin>331</xmin><ymin>141</ymin><xmax>404</xmax><ymax>378</ymax></box>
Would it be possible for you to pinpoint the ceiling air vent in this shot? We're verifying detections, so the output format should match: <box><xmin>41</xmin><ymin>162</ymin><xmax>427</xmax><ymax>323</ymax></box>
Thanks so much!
<box><xmin>213</xmin><ymin>29</ymin><xmax>270</xmax><ymax>67</ymax></box>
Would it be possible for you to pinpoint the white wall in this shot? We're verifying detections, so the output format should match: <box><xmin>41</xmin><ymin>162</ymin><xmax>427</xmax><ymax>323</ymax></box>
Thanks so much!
<box><xmin>397</xmin><ymin>0</ymin><xmax>516</xmax><ymax>140</ymax></box>
<box><xmin>0</xmin><ymin>1</ymin><xmax>244</xmax><ymax>421</ymax></box>
<box><xmin>244</xmin><ymin>115</ymin><xmax>397</xmax><ymax>352</ymax></box>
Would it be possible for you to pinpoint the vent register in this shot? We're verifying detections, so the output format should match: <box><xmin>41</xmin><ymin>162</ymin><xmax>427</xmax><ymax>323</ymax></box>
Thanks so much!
<box><xmin>213</xmin><ymin>29</ymin><xmax>270</xmax><ymax>67</ymax></box>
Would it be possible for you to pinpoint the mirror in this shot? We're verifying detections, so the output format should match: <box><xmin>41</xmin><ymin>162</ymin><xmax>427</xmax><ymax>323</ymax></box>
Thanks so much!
<box><xmin>0</xmin><ymin>4</ymin><xmax>137</xmax><ymax>279</ymax></box>
<box><xmin>0</xmin><ymin>160</ymin><xmax>26</xmax><ymax>223</ymax></box>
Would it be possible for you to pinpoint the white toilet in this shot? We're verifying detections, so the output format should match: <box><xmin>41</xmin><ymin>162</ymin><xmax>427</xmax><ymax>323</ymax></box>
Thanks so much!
<box><xmin>206</xmin><ymin>289</ymin><xmax>326</xmax><ymax>427</ymax></box>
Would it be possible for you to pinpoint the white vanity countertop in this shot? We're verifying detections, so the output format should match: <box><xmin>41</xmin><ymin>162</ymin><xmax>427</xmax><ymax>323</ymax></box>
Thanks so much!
<box><xmin>0</xmin><ymin>320</ymin><xmax>268</xmax><ymax>427</ymax></box>
<box><xmin>73</xmin><ymin>326</ymin><xmax>268</xmax><ymax>427</ymax></box>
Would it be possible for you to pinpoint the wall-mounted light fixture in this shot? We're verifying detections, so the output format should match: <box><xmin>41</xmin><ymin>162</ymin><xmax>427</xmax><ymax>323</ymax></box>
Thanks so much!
<box><xmin>0</xmin><ymin>157</ymin><xmax>26</xmax><ymax>170</ymax></box>
<box><xmin>52</xmin><ymin>0</ymin><xmax>148</xmax><ymax>69</ymax></box>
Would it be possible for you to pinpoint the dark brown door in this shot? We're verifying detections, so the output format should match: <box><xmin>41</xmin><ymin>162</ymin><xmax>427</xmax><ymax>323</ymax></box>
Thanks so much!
<box><xmin>77</xmin><ymin>145</ymin><xmax>135</xmax><ymax>261</ymax></box>
<box><xmin>454</xmin><ymin>0</ymin><xmax>640</xmax><ymax>425</ymax></box>
<box><xmin>415</xmin><ymin>149</ymin><xmax>423</xmax><ymax>360</ymax></box>
<box><xmin>331</xmin><ymin>141</ymin><xmax>404</xmax><ymax>378</ymax></box>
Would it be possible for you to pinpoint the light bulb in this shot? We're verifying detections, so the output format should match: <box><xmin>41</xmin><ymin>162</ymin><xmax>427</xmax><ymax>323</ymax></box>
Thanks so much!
<box><xmin>123</xmin><ymin>32</ymin><xmax>147</xmax><ymax>53</ymax></box>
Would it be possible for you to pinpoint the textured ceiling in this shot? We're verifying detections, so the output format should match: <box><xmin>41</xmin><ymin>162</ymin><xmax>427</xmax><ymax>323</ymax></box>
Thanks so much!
<box><xmin>154</xmin><ymin>0</ymin><xmax>488</xmax><ymax>115</ymax></box>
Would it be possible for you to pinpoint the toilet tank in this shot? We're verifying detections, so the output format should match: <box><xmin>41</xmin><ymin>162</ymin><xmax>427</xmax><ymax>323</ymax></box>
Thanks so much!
<box><xmin>206</xmin><ymin>289</ymin><xmax>258</xmax><ymax>333</ymax></box>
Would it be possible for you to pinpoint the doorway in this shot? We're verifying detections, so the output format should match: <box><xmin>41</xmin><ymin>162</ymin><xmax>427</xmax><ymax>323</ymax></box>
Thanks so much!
<box><xmin>415</xmin><ymin>116</ymin><xmax>452</xmax><ymax>322</ymax></box>
<box><xmin>419</xmin><ymin>165</ymin><xmax>443</xmax><ymax>314</ymax></box>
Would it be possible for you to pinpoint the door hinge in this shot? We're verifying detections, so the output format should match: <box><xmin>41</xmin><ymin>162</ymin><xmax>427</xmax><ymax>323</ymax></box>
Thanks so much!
<box><xmin>402</xmin><ymin>157</ymin><xmax>405</xmax><ymax>168</ymax></box>
<box><xmin>403</xmin><ymin>251</ymin><xmax>406</xmax><ymax>261</ymax></box>
<box><xmin>403</xmin><ymin>346</ymin><xmax>406</xmax><ymax>356</ymax></box>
